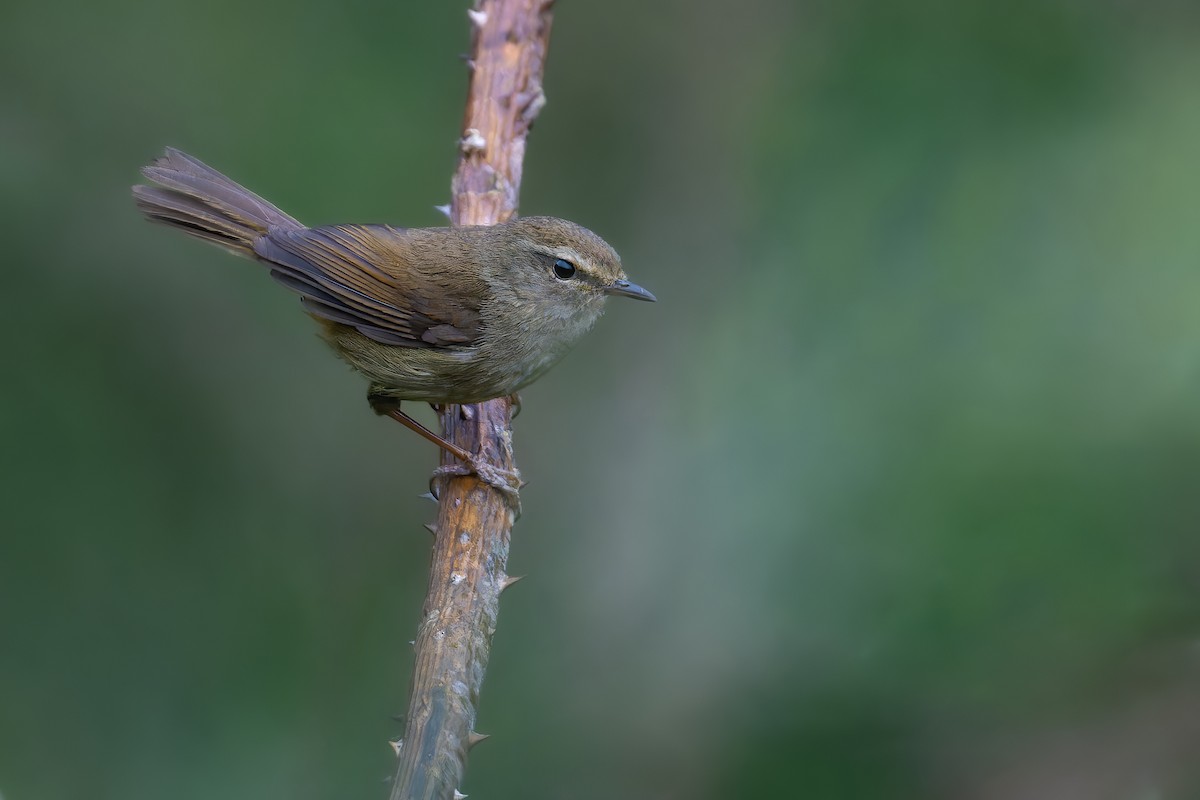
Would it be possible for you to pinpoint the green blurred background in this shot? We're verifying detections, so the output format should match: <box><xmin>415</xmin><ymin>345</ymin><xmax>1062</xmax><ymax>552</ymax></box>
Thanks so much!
<box><xmin>3</xmin><ymin>0</ymin><xmax>1200</xmax><ymax>798</ymax></box>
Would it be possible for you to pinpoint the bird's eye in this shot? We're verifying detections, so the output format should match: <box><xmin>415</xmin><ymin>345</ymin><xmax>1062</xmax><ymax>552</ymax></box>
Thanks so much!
<box><xmin>553</xmin><ymin>258</ymin><xmax>577</xmax><ymax>280</ymax></box>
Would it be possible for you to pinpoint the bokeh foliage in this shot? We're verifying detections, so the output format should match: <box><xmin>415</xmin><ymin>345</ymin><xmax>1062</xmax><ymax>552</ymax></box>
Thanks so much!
<box><xmin>2</xmin><ymin>1</ymin><xmax>1199</xmax><ymax>798</ymax></box>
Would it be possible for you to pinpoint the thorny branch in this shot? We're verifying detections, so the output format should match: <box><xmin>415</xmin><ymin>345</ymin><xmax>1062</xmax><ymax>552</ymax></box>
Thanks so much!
<box><xmin>389</xmin><ymin>2</ymin><xmax>554</xmax><ymax>799</ymax></box>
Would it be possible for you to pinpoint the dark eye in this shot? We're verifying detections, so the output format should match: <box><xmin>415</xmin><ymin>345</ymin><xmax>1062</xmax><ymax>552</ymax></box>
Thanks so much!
<box><xmin>553</xmin><ymin>258</ymin><xmax>576</xmax><ymax>280</ymax></box>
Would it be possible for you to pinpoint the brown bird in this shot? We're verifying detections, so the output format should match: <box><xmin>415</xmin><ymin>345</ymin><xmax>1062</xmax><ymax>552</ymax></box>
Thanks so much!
<box><xmin>132</xmin><ymin>148</ymin><xmax>654</xmax><ymax>466</ymax></box>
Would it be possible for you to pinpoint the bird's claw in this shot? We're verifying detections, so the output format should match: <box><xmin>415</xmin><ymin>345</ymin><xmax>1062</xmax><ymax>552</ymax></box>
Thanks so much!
<box><xmin>430</xmin><ymin>458</ymin><xmax>523</xmax><ymax>507</ymax></box>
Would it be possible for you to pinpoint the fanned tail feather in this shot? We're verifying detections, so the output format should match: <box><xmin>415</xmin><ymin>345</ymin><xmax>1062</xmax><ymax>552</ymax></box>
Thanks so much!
<box><xmin>132</xmin><ymin>148</ymin><xmax>302</xmax><ymax>256</ymax></box>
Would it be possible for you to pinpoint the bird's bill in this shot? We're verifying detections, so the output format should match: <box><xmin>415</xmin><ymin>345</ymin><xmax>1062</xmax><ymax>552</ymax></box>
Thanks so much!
<box><xmin>604</xmin><ymin>279</ymin><xmax>657</xmax><ymax>302</ymax></box>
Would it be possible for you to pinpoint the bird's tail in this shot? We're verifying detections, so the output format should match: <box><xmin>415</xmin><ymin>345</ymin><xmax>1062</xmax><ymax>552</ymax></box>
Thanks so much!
<box><xmin>132</xmin><ymin>148</ymin><xmax>302</xmax><ymax>257</ymax></box>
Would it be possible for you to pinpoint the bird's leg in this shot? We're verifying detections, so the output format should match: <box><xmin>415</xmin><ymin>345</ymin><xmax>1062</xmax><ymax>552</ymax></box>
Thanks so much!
<box><xmin>370</xmin><ymin>390</ymin><xmax>472</xmax><ymax>463</ymax></box>
<box><xmin>371</xmin><ymin>389</ymin><xmax>523</xmax><ymax>500</ymax></box>
<box><xmin>387</xmin><ymin>407</ymin><xmax>475</xmax><ymax>464</ymax></box>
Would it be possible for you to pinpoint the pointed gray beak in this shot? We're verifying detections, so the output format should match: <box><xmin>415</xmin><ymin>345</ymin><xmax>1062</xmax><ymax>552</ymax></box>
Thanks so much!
<box><xmin>604</xmin><ymin>279</ymin><xmax>657</xmax><ymax>302</ymax></box>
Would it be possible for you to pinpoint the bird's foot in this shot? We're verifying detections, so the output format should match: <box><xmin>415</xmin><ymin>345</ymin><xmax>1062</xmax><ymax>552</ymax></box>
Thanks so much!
<box><xmin>372</xmin><ymin>389</ymin><xmax>522</xmax><ymax>507</ymax></box>
<box><xmin>430</xmin><ymin>458</ymin><xmax>524</xmax><ymax>508</ymax></box>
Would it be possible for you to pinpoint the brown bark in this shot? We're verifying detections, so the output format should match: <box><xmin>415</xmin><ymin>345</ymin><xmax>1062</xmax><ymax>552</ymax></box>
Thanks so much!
<box><xmin>389</xmin><ymin>2</ymin><xmax>554</xmax><ymax>798</ymax></box>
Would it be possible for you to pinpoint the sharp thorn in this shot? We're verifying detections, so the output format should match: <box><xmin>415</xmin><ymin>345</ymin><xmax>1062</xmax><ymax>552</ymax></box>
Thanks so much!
<box><xmin>434</xmin><ymin>203</ymin><xmax>451</xmax><ymax>218</ymax></box>
<box><xmin>501</xmin><ymin>574</ymin><xmax>525</xmax><ymax>592</ymax></box>
<box><xmin>466</xmin><ymin>7</ymin><xmax>487</xmax><ymax>27</ymax></box>
<box><xmin>419</xmin><ymin>491</ymin><xmax>438</xmax><ymax>503</ymax></box>
<box><xmin>389</xmin><ymin>739</ymin><xmax>404</xmax><ymax>756</ymax></box>
<box><xmin>424</xmin><ymin>522</ymin><xmax>438</xmax><ymax>536</ymax></box>
<box><xmin>454</xmin><ymin>791</ymin><xmax>469</xmax><ymax>800</ymax></box>
<box><xmin>468</xmin><ymin>731</ymin><xmax>490</xmax><ymax>748</ymax></box>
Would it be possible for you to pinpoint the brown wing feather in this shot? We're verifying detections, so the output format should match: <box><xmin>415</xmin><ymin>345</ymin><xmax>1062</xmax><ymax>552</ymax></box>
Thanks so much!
<box><xmin>253</xmin><ymin>225</ymin><xmax>484</xmax><ymax>349</ymax></box>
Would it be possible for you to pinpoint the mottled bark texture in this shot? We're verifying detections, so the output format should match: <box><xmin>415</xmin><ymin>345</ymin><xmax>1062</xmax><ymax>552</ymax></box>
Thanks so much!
<box><xmin>389</xmin><ymin>2</ymin><xmax>554</xmax><ymax>799</ymax></box>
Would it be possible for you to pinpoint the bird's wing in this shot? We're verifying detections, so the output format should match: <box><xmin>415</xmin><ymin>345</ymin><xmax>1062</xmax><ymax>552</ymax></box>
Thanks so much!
<box><xmin>253</xmin><ymin>224</ymin><xmax>483</xmax><ymax>348</ymax></box>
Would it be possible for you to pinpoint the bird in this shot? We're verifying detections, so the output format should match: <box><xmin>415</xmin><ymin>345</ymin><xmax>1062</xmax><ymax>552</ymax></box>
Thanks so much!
<box><xmin>132</xmin><ymin>148</ymin><xmax>655</xmax><ymax>470</ymax></box>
